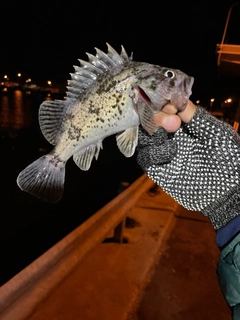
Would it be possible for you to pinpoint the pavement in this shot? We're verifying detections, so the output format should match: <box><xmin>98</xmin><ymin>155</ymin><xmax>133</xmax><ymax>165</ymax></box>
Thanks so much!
<box><xmin>26</xmin><ymin>186</ymin><xmax>232</xmax><ymax>320</ymax></box>
<box><xmin>133</xmin><ymin>204</ymin><xmax>232</xmax><ymax>320</ymax></box>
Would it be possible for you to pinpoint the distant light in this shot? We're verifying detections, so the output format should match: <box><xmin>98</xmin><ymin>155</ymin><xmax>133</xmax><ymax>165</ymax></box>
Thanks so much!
<box><xmin>196</xmin><ymin>100</ymin><xmax>200</xmax><ymax>104</ymax></box>
<box><xmin>4</xmin><ymin>75</ymin><xmax>7</xmax><ymax>79</ymax></box>
<box><xmin>26</xmin><ymin>78</ymin><xmax>31</xmax><ymax>83</ymax></box>
<box><xmin>47</xmin><ymin>80</ymin><xmax>52</xmax><ymax>85</ymax></box>
<box><xmin>210</xmin><ymin>98</ymin><xmax>215</xmax><ymax>103</ymax></box>
<box><xmin>224</xmin><ymin>98</ymin><xmax>232</xmax><ymax>103</ymax></box>
<box><xmin>17</xmin><ymin>73</ymin><xmax>21</xmax><ymax>77</ymax></box>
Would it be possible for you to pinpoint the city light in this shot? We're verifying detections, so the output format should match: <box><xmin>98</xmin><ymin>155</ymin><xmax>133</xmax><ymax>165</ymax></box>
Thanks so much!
<box><xmin>224</xmin><ymin>98</ymin><xmax>232</xmax><ymax>103</ymax></box>
<box><xmin>210</xmin><ymin>98</ymin><xmax>215</xmax><ymax>109</ymax></box>
<box><xmin>0</xmin><ymin>73</ymin><xmax>62</xmax><ymax>95</ymax></box>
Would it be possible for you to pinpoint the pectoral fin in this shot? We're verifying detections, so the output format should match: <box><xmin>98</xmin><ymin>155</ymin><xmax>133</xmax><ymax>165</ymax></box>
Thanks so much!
<box><xmin>136</xmin><ymin>101</ymin><xmax>158</xmax><ymax>135</ymax></box>
<box><xmin>73</xmin><ymin>141</ymin><xmax>103</xmax><ymax>170</ymax></box>
<box><xmin>116</xmin><ymin>126</ymin><xmax>138</xmax><ymax>157</ymax></box>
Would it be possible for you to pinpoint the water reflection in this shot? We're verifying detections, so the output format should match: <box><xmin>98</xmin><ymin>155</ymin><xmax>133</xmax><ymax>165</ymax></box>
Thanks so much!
<box><xmin>0</xmin><ymin>90</ymin><xmax>34</xmax><ymax>130</ymax></box>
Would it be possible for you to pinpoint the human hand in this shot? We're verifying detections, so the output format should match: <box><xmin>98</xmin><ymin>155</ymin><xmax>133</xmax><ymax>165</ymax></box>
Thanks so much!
<box><xmin>153</xmin><ymin>100</ymin><xmax>197</xmax><ymax>132</ymax></box>
<box><xmin>137</xmin><ymin>100</ymin><xmax>196</xmax><ymax>168</ymax></box>
<box><xmin>137</xmin><ymin>104</ymin><xmax>240</xmax><ymax>231</ymax></box>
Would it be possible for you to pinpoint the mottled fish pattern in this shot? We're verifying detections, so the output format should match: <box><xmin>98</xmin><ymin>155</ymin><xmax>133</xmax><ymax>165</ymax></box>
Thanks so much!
<box><xmin>17</xmin><ymin>43</ymin><xmax>194</xmax><ymax>202</ymax></box>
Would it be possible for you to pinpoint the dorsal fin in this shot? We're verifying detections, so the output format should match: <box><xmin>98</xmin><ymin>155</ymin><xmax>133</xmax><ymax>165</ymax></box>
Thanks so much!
<box><xmin>95</xmin><ymin>47</ymin><xmax>117</xmax><ymax>68</ymax></box>
<box><xmin>67</xmin><ymin>43</ymin><xmax>132</xmax><ymax>100</ymax></box>
<box><xmin>120</xmin><ymin>45</ymin><xmax>133</xmax><ymax>63</ymax></box>
<box><xmin>39</xmin><ymin>44</ymin><xmax>132</xmax><ymax>145</ymax></box>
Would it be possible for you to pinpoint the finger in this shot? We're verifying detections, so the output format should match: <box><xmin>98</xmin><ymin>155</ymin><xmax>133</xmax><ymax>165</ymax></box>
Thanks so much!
<box><xmin>178</xmin><ymin>100</ymin><xmax>197</xmax><ymax>123</ymax></box>
<box><xmin>161</xmin><ymin>103</ymin><xmax>178</xmax><ymax>114</ymax></box>
<box><xmin>154</xmin><ymin>112</ymin><xmax>181</xmax><ymax>132</ymax></box>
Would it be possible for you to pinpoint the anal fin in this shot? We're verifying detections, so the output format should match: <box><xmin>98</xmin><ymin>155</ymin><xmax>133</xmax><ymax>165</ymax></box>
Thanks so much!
<box><xmin>73</xmin><ymin>141</ymin><xmax>103</xmax><ymax>170</ymax></box>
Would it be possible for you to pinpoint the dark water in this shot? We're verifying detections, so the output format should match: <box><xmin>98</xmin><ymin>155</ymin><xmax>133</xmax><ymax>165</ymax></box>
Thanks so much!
<box><xmin>0</xmin><ymin>89</ymin><xmax>142</xmax><ymax>286</ymax></box>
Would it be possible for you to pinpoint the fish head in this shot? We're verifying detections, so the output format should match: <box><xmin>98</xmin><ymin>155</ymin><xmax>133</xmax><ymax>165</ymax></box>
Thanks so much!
<box><xmin>165</xmin><ymin>68</ymin><xmax>194</xmax><ymax>111</ymax></box>
<box><xmin>134</xmin><ymin>65</ymin><xmax>194</xmax><ymax>113</ymax></box>
<box><xmin>131</xmin><ymin>64</ymin><xmax>194</xmax><ymax>134</ymax></box>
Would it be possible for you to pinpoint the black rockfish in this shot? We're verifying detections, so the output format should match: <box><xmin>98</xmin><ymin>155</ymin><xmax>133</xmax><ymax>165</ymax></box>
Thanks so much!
<box><xmin>17</xmin><ymin>43</ymin><xmax>194</xmax><ymax>202</ymax></box>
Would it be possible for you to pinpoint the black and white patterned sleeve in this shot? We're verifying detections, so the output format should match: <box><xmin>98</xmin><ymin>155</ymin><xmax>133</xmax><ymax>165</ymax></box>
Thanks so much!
<box><xmin>145</xmin><ymin>106</ymin><xmax>240</xmax><ymax>230</ymax></box>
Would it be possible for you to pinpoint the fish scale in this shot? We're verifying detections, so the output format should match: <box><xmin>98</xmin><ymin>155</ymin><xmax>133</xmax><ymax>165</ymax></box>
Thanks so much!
<box><xmin>17</xmin><ymin>43</ymin><xmax>194</xmax><ymax>202</ymax></box>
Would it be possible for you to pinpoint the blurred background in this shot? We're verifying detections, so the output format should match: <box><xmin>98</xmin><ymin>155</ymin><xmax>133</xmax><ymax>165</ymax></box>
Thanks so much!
<box><xmin>0</xmin><ymin>0</ymin><xmax>239</xmax><ymax>285</ymax></box>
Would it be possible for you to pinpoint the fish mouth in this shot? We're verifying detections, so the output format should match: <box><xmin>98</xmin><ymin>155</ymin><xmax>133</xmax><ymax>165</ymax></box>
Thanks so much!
<box><xmin>137</xmin><ymin>86</ymin><xmax>152</xmax><ymax>104</ymax></box>
<box><xmin>136</xmin><ymin>85</ymin><xmax>170</xmax><ymax>113</ymax></box>
<box><xmin>170</xmin><ymin>76</ymin><xmax>194</xmax><ymax>111</ymax></box>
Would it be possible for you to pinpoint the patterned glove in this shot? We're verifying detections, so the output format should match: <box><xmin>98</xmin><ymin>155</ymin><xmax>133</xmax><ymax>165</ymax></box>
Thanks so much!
<box><xmin>137</xmin><ymin>126</ymin><xmax>178</xmax><ymax>168</ymax></box>
<box><xmin>137</xmin><ymin>106</ymin><xmax>240</xmax><ymax>230</ymax></box>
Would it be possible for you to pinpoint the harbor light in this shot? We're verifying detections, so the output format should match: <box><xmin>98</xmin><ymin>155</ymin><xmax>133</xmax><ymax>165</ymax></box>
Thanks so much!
<box><xmin>210</xmin><ymin>98</ymin><xmax>215</xmax><ymax>109</ymax></box>
<box><xmin>224</xmin><ymin>98</ymin><xmax>232</xmax><ymax>104</ymax></box>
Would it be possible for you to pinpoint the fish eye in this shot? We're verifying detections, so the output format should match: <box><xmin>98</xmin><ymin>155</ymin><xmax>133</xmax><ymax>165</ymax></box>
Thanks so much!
<box><xmin>164</xmin><ymin>70</ymin><xmax>175</xmax><ymax>79</ymax></box>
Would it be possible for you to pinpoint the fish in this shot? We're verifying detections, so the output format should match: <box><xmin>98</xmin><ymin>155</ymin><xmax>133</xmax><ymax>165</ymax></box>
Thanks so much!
<box><xmin>16</xmin><ymin>43</ymin><xmax>194</xmax><ymax>203</ymax></box>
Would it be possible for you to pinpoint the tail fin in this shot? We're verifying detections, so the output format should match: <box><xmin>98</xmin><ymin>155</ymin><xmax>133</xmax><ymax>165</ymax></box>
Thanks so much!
<box><xmin>17</xmin><ymin>154</ymin><xmax>66</xmax><ymax>203</ymax></box>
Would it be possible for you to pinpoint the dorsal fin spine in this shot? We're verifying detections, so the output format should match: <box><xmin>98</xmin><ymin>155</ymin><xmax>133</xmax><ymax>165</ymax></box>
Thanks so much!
<box><xmin>73</xmin><ymin>66</ymin><xmax>97</xmax><ymax>80</ymax></box>
<box><xmin>95</xmin><ymin>47</ymin><xmax>117</xmax><ymax>68</ymax></box>
<box><xmin>86</xmin><ymin>53</ymin><xmax>109</xmax><ymax>71</ymax></box>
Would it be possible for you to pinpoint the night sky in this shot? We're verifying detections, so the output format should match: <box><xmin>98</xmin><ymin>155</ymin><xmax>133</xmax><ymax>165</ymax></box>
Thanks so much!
<box><xmin>1</xmin><ymin>1</ymin><xmax>238</xmax><ymax>100</ymax></box>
